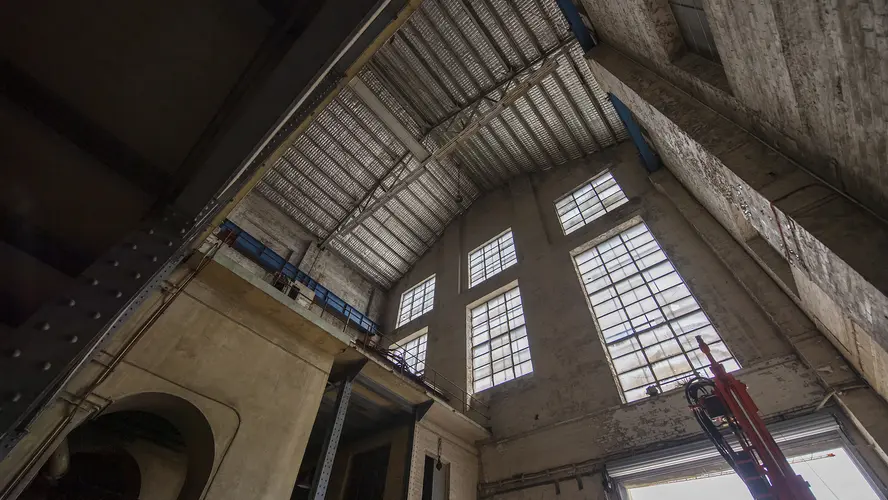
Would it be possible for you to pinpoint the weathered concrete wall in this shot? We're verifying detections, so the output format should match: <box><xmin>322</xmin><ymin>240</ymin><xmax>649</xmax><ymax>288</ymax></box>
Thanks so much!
<box><xmin>0</xmin><ymin>255</ymin><xmax>353</xmax><ymax>500</ymax></box>
<box><xmin>579</xmin><ymin>0</ymin><xmax>888</xmax><ymax>219</ymax></box>
<box><xmin>587</xmin><ymin>45</ymin><xmax>888</xmax><ymax>403</ymax></box>
<box><xmin>406</xmin><ymin>420</ymin><xmax>479</xmax><ymax>500</ymax></box>
<box><xmin>383</xmin><ymin>141</ymin><xmax>823</xmax><ymax>449</ymax></box>
<box><xmin>229</xmin><ymin>192</ymin><xmax>388</xmax><ymax>321</ymax></box>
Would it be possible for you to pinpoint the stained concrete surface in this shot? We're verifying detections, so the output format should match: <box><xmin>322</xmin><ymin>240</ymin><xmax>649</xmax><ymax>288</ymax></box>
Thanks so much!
<box><xmin>579</xmin><ymin>0</ymin><xmax>888</xmax><ymax>219</ymax></box>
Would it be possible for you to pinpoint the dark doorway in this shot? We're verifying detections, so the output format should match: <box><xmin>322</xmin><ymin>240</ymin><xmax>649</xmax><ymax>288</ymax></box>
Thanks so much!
<box><xmin>19</xmin><ymin>451</ymin><xmax>142</xmax><ymax>500</ymax></box>
<box><xmin>421</xmin><ymin>456</ymin><xmax>449</xmax><ymax>500</ymax></box>
<box><xmin>343</xmin><ymin>445</ymin><xmax>390</xmax><ymax>500</ymax></box>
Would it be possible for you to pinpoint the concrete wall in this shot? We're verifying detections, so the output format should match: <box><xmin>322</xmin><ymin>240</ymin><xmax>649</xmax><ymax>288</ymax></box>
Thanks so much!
<box><xmin>586</xmin><ymin>44</ymin><xmax>888</xmax><ymax>404</ymax></box>
<box><xmin>380</xmin><ymin>138</ymin><xmax>888</xmax><ymax>498</ymax></box>
<box><xmin>384</xmin><ymin>142</ymin><xmax>812</xmax><ymax>439</ymax></box>
<box><xmin>0</xmin><ymin>254</ymin><xmax>354</xmax><ymax>500</ymax></box>
<box><xmin>406</xmin><ymin>420</ymin><xmax>479</xmax><ymax>500</ymax></box>
<box><xmin>579</xmin><ymin>0</ymin><xmax>888</xmax><ymax>220</ymax></box>
<box><xmin>229</xmin><ymin>193</ymin><xmax>388</xmax><ymax>321</ymax></box>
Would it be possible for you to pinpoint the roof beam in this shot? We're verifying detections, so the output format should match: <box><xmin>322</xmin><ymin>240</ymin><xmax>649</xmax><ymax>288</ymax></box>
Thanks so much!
<box><xmin>349</xmin><ymin>76</ymin><xmax>431</xmax><ymax>161</ymax></box>
<box><xmin>330</xmin><ymin>55</ymin><xmax>562</xmax><ymax>239</ymax></box>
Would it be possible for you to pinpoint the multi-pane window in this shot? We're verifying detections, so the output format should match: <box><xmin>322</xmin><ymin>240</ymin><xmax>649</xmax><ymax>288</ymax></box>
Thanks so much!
<box><xmin>392</xmin><ymin>332</ymin><xmax>428</xmax><ymax>376</ymax></box>
<box><xmin>668</xmin><ymin>0</ymin><xmax>721</xmax><ymax>63</ymax></box>
<box><xmin>555</xmin><ymin>172</ymin><xmax>629</xmax><ymax>234</ymax></box>
<box><xmin>574</xmin><ymin>221</ymin><xmax>737</xmax><ymax>402</ymax></box>
<box><xmin>469</xmin><ymin>230</ymin><xmax>517</xmax><ymax>288</ymax></box>
<box><xmin>397</xmin><ymin>275</ymin><xmax>436</xmax><ymax>328</ymax></box>
<box><xmin>470</xmin><ymin>286</ymin><xmax>532</xmax><ymax>392</ymax></box>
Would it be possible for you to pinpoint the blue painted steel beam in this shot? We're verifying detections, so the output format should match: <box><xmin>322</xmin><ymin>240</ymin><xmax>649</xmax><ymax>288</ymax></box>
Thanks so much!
<box><xmin>555</xmin><ymin>0</ymin><xmax>595</xmax><ymax>51</ymax></box>
<box><xmin>608</xmin><ymin>93</ymin><xmax>661</xmax><ymax>173</ymax></box>
<box><xmin>219</xmin><ymin>220</ymin><xmax>380</xmax><ymax>334</ymax></box>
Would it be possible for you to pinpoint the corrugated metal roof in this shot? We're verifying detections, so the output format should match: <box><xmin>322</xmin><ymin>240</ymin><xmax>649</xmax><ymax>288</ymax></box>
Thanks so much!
<box><xmin>256</xmin><ymin>0</ymin><xmax>627</xmax><ymax>288</ymax></box>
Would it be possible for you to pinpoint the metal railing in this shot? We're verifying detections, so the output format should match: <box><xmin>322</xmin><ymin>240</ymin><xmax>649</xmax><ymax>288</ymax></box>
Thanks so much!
<box><xmin>215</xmin><ymin>222</ymin><xmax>490</xmax><ymax>424</ymax></box>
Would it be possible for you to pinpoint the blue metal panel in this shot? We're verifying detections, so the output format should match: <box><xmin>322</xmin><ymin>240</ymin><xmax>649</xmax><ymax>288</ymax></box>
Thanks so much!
<box><xmin>555</xmin><ymin>0</ymin><xmax>595</xmax><ymax>51</ymax></box>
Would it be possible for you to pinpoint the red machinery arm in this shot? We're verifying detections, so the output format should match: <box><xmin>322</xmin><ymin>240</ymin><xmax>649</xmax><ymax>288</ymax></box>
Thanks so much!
<box><xmin>690</xmin><ymin>336</ymin><xmax>816</xmax><ymax>500</ymax></box>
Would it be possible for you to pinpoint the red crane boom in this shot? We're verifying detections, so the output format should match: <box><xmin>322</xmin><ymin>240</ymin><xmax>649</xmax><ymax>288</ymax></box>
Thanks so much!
<box><xmin>686</xmin><ymin>336</ymin><xmax>816</xmax><ymax>500</ymax></box>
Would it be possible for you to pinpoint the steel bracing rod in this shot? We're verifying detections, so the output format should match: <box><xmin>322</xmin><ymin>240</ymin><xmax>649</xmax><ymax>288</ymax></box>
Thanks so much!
<box><xmin>336</xmin><ymin>53</ymin><xmax>560</xmax><ymax>230</ymax></box>
<box><xmin>308</xmin><ymin>378</ymin><xmax>354</xmax><ymax>500</ymax></box>
<box><xmin>319</xmin><ymin>153</ymin><xmax>409</xmax><ymax>247</ymax></box>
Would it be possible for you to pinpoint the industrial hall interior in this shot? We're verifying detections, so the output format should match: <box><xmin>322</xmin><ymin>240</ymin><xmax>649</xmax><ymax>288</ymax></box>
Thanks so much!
<box><xmin>1</xmin><ymin>0</ymin><xmax>888</xmax><ymax>499</ymax></box>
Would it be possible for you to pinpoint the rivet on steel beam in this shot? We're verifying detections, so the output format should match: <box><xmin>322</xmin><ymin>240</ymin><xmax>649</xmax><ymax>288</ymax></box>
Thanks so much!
<box><xmin>10</xmin><ymin>349</ymin><xmax>21</xmax><ymax>358</ymax></box>
<box><xmin>163</xmin><ymin>216</ymin><xmax>169</xmax><ymax>222</ymax></box>
<box><xmin>42</xmin><ymin>362</ymin><xmax>52</xmax><ymax>371</ymax></box>
<box><xmin>91</xmin><ymin>312</ymin><xmax>102</xmax><ymax>320</ymax></box>
<box><xmin>133</xmin><ymin>272</ymin><xmax>142</xmax><ymax>280</ymax></box>
<box><xmin>67</xmin><ymin>299</ymin><xmax>76</xmax><ymax>307</ymax></box>
<box><xmin>110</xmin><ymin>260</ymin><xmax>120</xmax><ymax>267</ymax></box>
<box><xmin>38</xmin><ymin>322</ymin><xmax>50</xmax><ymax>331</ymax></box>
<box><xmin>11</xmin><ymin>393</ymin><xmax>22</xmax><ymax>403</ymax></box>
<box><xmin>150</xmin><ymin>256</ymin><xmax>158</xmax><ymax>262</ymax></box>
<box><xmin>167</xmin><ymin>241</ymin><xmax>173</xmax><ymax>247</ymax></box>
<box><xmin>69</xmin><ymin>335</ymin><xmax>79</xmax><ymax>344</ymax></box>
<box><xmin>90</xmin><ymin>278</ymin><xmax>100</xmax><ymax>286</ymax></box>
<box><xmin>114</xmin><ymin>290</ymin><xmax>123</xmax><ymax>299</ymax></box>
<box><xmin>131</xmin><ymin>244</ymin><xmax>138</xmax><ymax>251</ymax></box>
<box><xmin>148</xmin><ymin>228</ymin><xmax>155</xmax><ymax>235</ymax></box>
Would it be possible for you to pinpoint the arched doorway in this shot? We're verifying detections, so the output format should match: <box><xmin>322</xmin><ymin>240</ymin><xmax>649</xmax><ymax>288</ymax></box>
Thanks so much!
<box><xmin>19</xmin><ymin>393</ymin><xmax>215</xmax><ymax>500</ymax></box>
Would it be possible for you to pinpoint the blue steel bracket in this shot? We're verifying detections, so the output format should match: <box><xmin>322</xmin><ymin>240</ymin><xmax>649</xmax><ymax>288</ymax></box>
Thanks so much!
<box><xmin>555</xmin><ymin>0</ymin><xmax>596</xmax><ymax>51</ymax></box>
<box><xmin>608</xmin><ymin>93</ymin><xmax>661</xmax><ymax>173</ymax></box>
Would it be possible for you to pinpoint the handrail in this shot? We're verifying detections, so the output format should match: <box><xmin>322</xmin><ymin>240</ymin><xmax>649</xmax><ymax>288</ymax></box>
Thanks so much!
<box><xmin>219</xmin><ymin>220</ymin><xmax>380</xmax><ymax>334</ymax></box>
<box><xmin>216</xmin><ymin>221</ymin><xmax>490</xmax><ymax>423</ymax></box>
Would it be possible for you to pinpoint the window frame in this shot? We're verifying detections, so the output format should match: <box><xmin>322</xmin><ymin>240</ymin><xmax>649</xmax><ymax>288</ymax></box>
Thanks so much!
<box><xmin>396</xmin><ymin>274</ymin><xmax>436</xmax><ymax>328</ymax></box>
<box><xmin>554</xmin><ymin>171</ymin><xmax>629</xmax><ymax>235</ymax></box>
<box><xmin>468</xmin><ymin>229</ymin><xmax>518</xmax><ymax>288</ymax></box>
<box><xmin>668</xmin><ymin>0</ymin><xmax>721</xmax><ymax>64</ymax></box>
<box><xmin>469</xmin><ymin>284</ymin><xmax>533</xmax><ymax>393</ymax></box>
<box><xmin>391</xmin><ymin>328</ymin><xmax>428</xmax><ymax>376</ymax></box>
<box><xmin>572</xmin><ymin>219</ymin><xmax>737</xmax><ymax>403</ymax></box>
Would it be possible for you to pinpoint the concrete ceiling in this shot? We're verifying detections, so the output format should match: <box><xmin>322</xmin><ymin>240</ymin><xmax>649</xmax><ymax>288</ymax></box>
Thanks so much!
<box><xmin>256</xmin><ymin>0</ymin><xmax>628</xmax><ymax>288</ymax></box>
